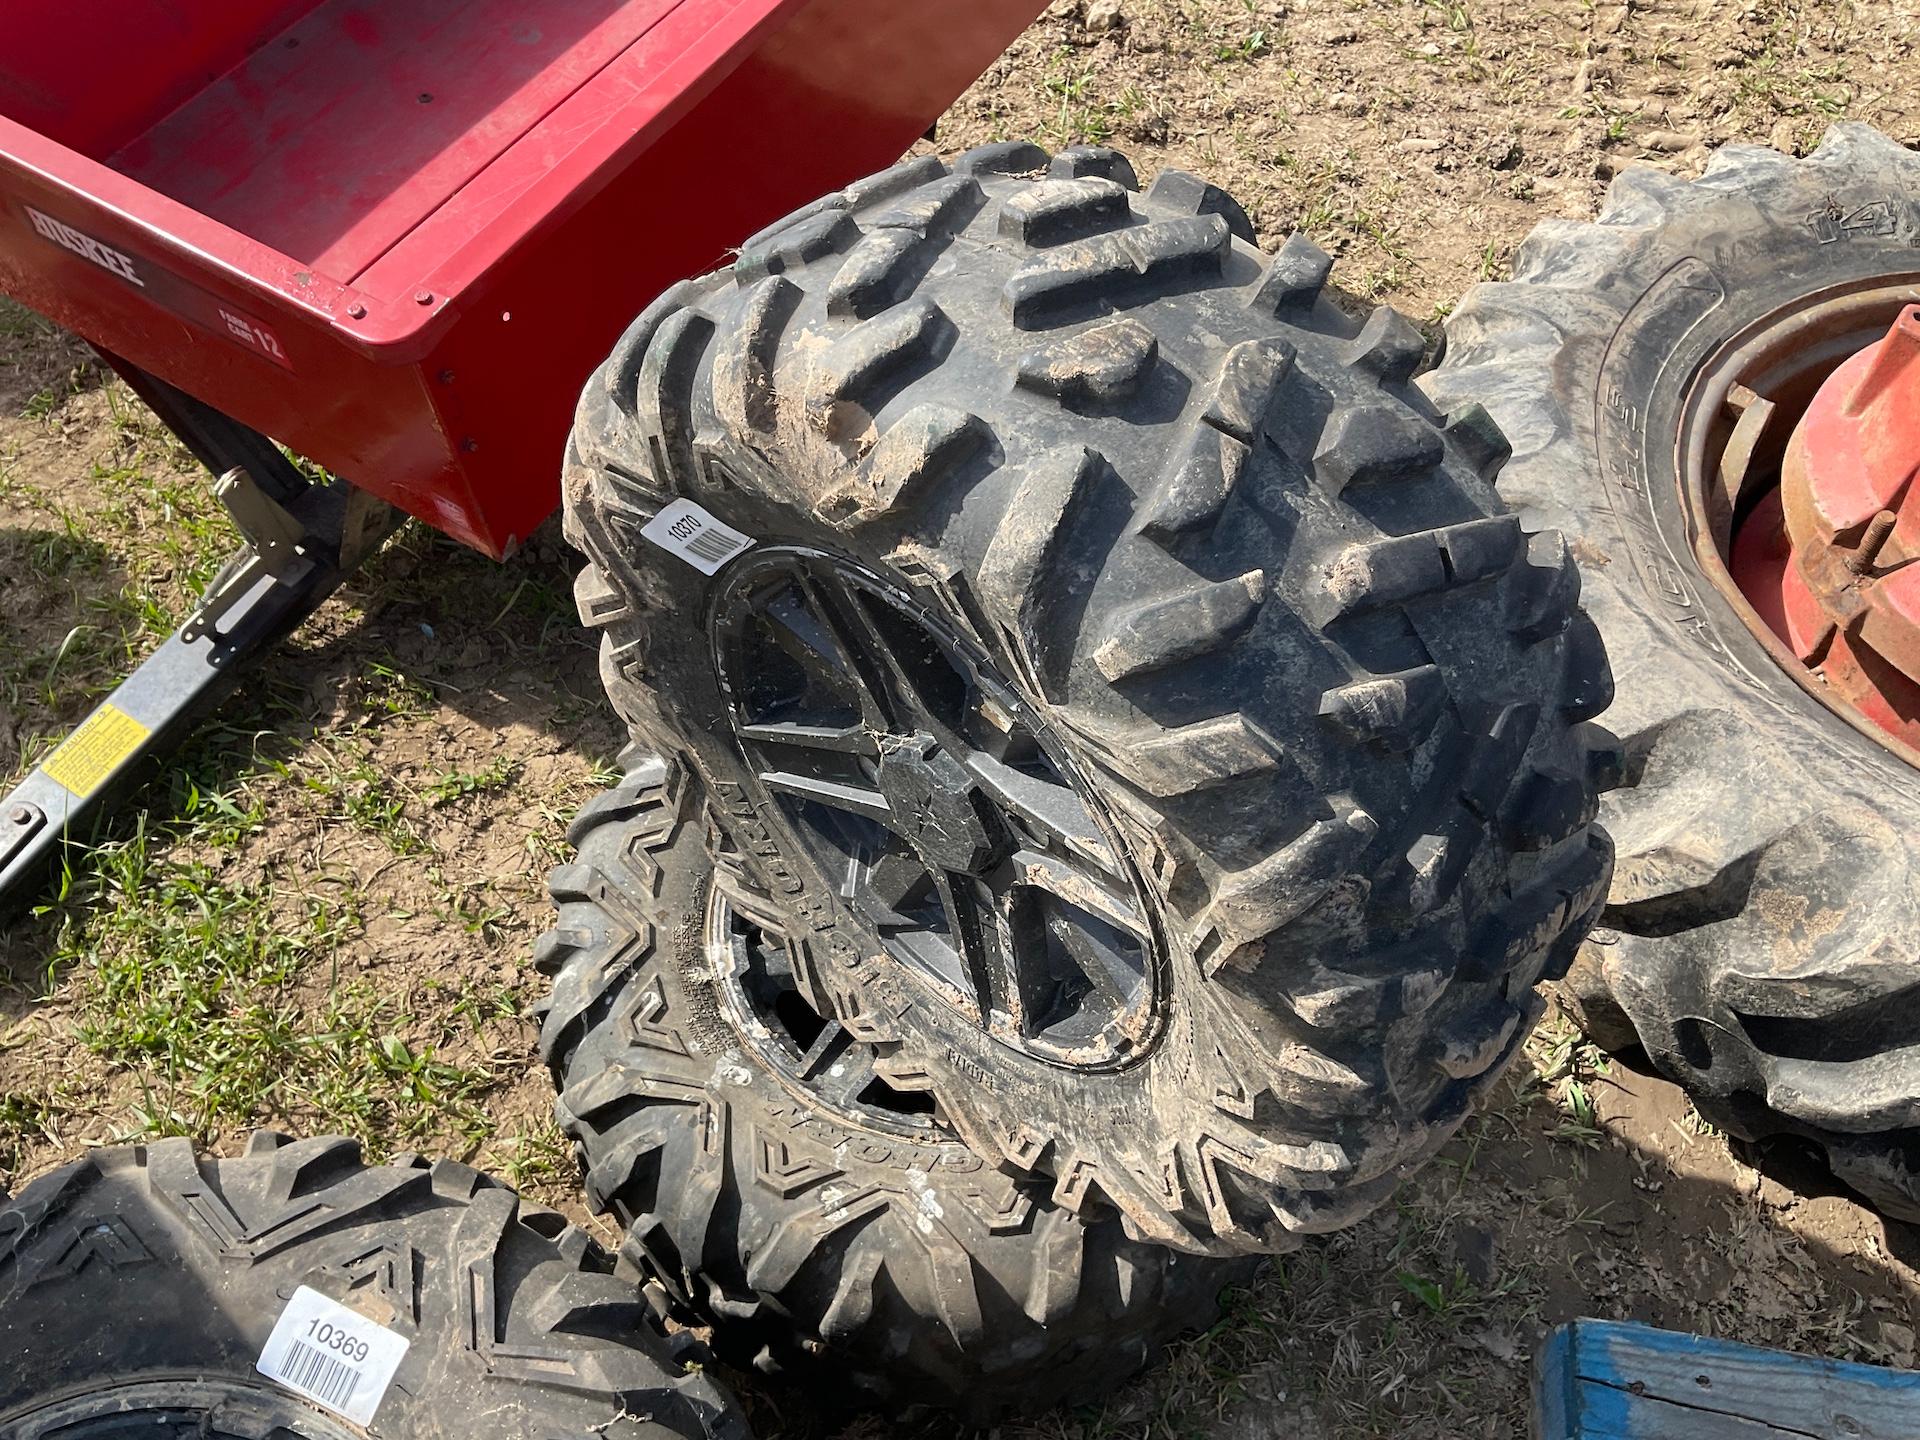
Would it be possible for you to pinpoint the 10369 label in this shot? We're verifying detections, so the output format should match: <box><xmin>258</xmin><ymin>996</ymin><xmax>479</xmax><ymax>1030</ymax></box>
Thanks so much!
<box><xmin>256</xmin><ymin>1284</ymin><xmax>409</xmax><ymax>1425</ymax></box>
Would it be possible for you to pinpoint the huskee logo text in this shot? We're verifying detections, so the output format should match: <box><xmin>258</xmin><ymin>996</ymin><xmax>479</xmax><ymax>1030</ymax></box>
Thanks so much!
<box><xmin>24</xmin><ymin>205</ymin><xmax>144</xmax><ymax>287</ymax></box>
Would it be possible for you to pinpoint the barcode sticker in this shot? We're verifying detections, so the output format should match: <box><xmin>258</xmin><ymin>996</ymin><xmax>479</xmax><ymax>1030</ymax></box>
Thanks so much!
<box><xmin>257</xmin><ymin>1285</ymin><xmax>409</xmax><ymax>1425</ymax></box>
<box><xmin>639</xmin><ymin>498</ymin><xmax>754</xmax><ymax>575</ymax></box>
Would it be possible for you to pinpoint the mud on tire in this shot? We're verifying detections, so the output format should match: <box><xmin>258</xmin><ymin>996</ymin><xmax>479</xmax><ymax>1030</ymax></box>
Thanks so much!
<box><xmin>1425</xmin><ymin>123</ymin><xmax>1920</xmax><ymax>1219</ymax></box>
<box><xmin>538</xmin><ymin>756</ymin><xmax>1254</xmax><ymax>1421</ymax></box>
<box><xmin>564</xmin><ymin>143</ymin><xmax>1615</xmax><ymax>1256</ymax></box>
<box><xmin>0</xmin><ymin>1133</ymin><xmax>742</xmax><ymax>1439</ymax></box>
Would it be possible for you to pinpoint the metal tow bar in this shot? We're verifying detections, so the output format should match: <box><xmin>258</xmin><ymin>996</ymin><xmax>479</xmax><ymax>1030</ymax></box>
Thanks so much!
<box><xmin>0</xmin><ymin>466</ymin><xmax>396</xmax><ymax>915</ymax></box>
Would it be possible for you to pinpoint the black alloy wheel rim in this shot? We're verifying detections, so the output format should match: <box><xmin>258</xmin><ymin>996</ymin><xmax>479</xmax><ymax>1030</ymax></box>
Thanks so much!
<box><xmin>708</xmin><ymin>547</ymin><xmax>1163</xmax><ymax>1069</ymax></box>
<box><xmin>708</xmin><ymin>883</ymin><xmax>940</xmax><ymax>1136</ymax></box>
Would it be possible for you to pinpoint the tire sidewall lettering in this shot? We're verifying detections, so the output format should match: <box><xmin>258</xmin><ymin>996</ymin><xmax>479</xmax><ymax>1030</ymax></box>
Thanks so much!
<box><xmin>759</xmin><ymin>1101</ymin><xmax>982</xmax><ymax>1173</ymax></box>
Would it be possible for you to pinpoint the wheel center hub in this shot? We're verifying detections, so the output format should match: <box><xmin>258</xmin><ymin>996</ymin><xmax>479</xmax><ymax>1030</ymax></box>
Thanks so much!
<box><xmin>1729</xmin><ymin>302</ymin><xmax>1920</xmax><ymax>748</ymax></box>
<box><xmin>875</xmin><ymin>732</ymin><xmax>1004</xmax><ymax>875</ymax></box>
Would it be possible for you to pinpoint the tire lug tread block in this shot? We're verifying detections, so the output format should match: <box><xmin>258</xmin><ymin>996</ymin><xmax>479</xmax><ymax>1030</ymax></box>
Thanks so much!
<box><xmin>0</xmin><ymin>1136</ymin><xmax>743</xmax><ymax>1439</ymax></box>
<box><xmin>1344</xmin><ymin>307</ymin><xmax>1427</xmax><ymax>384</ymax></box>
<box><xmin>1145</xmin><ymin>168</ymin><xmax>1257</xmax><ymax>244</ymax></box>
<box><xmin>1050</xmin><ymin>146</ymin><xmax>1141</xmax><ymax>188</ymax></box>
<box><xmin>1249</xmin><ymin>233</ymin><xmax>1333</xmax><ymax>317</ymax></box>
<box><xmin>997</xmin><ymin>177</ymin><xmax>1133</xmax><ymax>247</ymax></box>
<box><xmin>1016</xmin><ymin>317</ymin><xmax>1160</xmax><ymax>409</ymax></box>
<box><xmin>1092</xmin><ymin>570</ymin><xmax>1268</xmax><ymax>682</ymax></box>
<box><xmin>563</xmin><ymin>143</ymin><xmax>1612</xmax><ymax>1263</ymax></box>
<box><xmin>1002</xmin><ymin>215</ymin><xmax>1233</xmax><ymax>328</ymax></box>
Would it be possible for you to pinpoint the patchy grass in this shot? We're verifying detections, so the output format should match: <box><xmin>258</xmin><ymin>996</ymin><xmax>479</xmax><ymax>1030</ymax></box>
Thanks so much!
<box><xmin>427</xmin><ymin>756</ymin><xmax>522</xmax><ymax>807</ymax></box>
<box><xmin>0</xmin><ymin>298</ymin><xmax>624</xmax><ymax>1210</ymax></box>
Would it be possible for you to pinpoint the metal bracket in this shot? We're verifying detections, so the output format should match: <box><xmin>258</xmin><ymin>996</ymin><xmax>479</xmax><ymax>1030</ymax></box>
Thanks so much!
<box><xmin>182</xmin><ymin>467</ymin><xmax>316</xmax><ymax>642</ymax></box>
<box><xmin>336</xmin><ymin>482</ymin><xmax>398</xmax><ymax>572</ymax></box>
<box><xmin>0</xmin><ymin>350</ymin><xmax>416</xmax><ymax>919</ymax></box>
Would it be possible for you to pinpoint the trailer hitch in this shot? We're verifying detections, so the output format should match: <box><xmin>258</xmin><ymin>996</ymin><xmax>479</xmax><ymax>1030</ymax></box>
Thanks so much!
<box><xmin>0</xmin><ymin>363</ymin><xmax>400</xmax><ymax>916</ymax></box>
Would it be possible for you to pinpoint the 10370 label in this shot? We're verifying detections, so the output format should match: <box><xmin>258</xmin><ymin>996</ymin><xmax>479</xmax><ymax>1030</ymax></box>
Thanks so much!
<box><xmin>639</xmin><ymin>498</ymin><xmax>754</xmax><ymax>575</ymax></box>
<box><xmin>256</xmin><ymin>1285</ymin><xmax>410</xmax><ymax>1425</ymax></box>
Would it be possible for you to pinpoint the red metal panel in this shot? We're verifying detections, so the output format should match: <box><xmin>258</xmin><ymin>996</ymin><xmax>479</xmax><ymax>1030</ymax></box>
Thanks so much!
<box><xmin>351</xmin><ymin>0</ymin><xmax>779</xmax><ymax>304</ymax></box>
<box><xmin>0</xmin><ymin>171</ymin><xmax>490</xmax><ymax>548</ymax></box>
<box><xmin>0</xmin><ymin>1</ymin><xmax>795</xmax><ymax>358</ymax></box>
<box><xmin>0</xmin><ymin>0</ymin><xmax>1044</xmax><ymax>556</ymax></box>
<box><xmin>110</xmin><ymin>0</ymin><xmax>689</xmax><ymax>283</ymax></box>
<box><xmin>419</xmin><ymin>0</ymin><xmax>1052</xmax><ymax>556</ymax></box>
<box><xmin>0</xmin><ymin>0</ymin><xmax>317</xmax><ymax>158</ymax></box>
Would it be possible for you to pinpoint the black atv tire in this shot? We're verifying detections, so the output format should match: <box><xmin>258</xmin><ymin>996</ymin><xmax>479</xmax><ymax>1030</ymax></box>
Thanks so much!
<box><xmin>0</xmin><ymin>1133</ymin><xmax>743</xmax><ymax>1440</ymax></box>
<box><xmin>537</xmin><ymin>754</ymin><xmax>1255</xmax><ymax>1422</ymax></box>
<box><xmin>563</xmin><ymin>142</ymin><xmax>1614</xmax><ymax>1256</ymax></box>
<box><xmin>1425</xmin><ymin>123</ymin><xmax>1920</xmax><ymax>1219</ymax></box>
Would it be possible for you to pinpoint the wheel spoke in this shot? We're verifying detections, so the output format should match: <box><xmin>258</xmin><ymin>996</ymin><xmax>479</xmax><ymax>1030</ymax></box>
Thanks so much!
<box><xmin>737</xmin><ymin>719</ymin><xmax>879</xmax><ymax>758</ymax></box>
<box><xmin>1046</xmin><ymin>904</ymin><xmax>1132</xmax><ymax>1011</ymax></box>
<box><xmin>968</xmin><ymin>752</ymin><xmax>1115</xmax><ymax>871</ymax></box>
<box><xmin>790</xmin><ymin>1015</ymin><xmax>883</xmax><ymax>1108</ymax></box>
<box><xmin>966</xmin><ymin>695</ymin><xmax>1034</xmax><ymax>764</ymax></box>
<box><xmin>806</xmin><ymin>570</ymin><xmax>977</xmax><ymax>747</ymax></box>
<box><xmin>763</xmin><ymin>576</ymin><xmax>893</xmax><ymax>734</ymax></box>
<box><xmin>748</xmin><ymin>720</ymin><xmax>884</xmax><ymax>819</ymax></box>
<box><xmin>761</xmin><ymin>583</ymin><xmax>861</xmax><ymax>694</ymax></box>
<box><xmin>795</xmin><ymin>1017</ymin><xmax>854</xmax><ymax>1082</ymax></box>
<box><xmin>1010</xmin><ymin>848</ymin><xmax>1148</xmax><ymax>940</ymax></box>
<box><xmin>933</xmin><ymin>870</ymin><xmax>1026</xmax><ymax>1033</ymax></box>
<box><xmin>786</xmin><ymin>572</ymin><xmax>912</xmax><ymax>731</ymax></box>
<box><xmin>761</xmin><ymin>771</ymin><xmax>898</xmax><ymax>828</ymax></box>
<box><xmin>853</xmin><ymin>850</ymin><xmax>935</xmax><ymax>929</ymax></box>
<box><xmin>754</xmin><ymin>929</ymin><xmax>798</xmax><ymax>984</ymax></box>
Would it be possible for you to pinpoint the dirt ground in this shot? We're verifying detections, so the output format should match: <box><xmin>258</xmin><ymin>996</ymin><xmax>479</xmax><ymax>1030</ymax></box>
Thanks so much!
<box><xmin>5</xmin><ymin>2</ymin><xmax>1920</xmax><ymax>1436</ymax></box>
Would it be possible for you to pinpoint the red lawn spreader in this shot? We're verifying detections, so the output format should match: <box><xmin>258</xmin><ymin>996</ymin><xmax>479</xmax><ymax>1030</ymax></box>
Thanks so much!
<box><xmin>0</xmin><ymin>0</ymin><xmax>1042</xmax><ymax>905</ymax></box>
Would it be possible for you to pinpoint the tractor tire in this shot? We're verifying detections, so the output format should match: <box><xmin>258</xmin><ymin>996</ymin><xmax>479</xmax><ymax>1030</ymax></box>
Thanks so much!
<box><xmin>0</xmin><ymin>1133</ymin><xmax>744</xmax><ymax>1440</ymax></box>
<box><xmin>563</xmin><ymin>142</ymin><xmax>1614</xmax><ymax>1257</ymax></box>
<box><xmin>537</xmin><ymin>754</ymin><xmax>1255</xmax><ymax>1422</ymax></box>
<box><xmin>1424</xmin><ymin>123</ymin><xmax>1920</xmax><ymax>1218</ymax></box>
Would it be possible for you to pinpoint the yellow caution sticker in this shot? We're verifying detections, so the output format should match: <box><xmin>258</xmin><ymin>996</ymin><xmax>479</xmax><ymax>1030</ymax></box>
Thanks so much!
<box><xmin>41</xmin><ymin>703</ymin><xmax>150</xmax><ymax>800</ymax></box>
